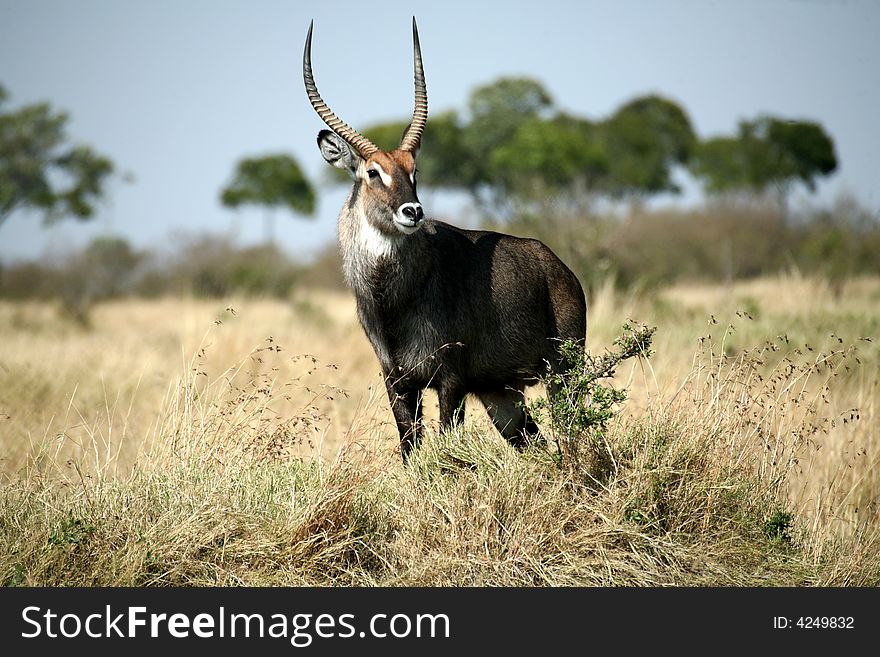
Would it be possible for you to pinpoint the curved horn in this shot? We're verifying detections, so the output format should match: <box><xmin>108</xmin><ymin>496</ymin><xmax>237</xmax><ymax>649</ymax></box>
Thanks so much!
<box><xmin>303</xmin><ymin>21</ymin><xmax>379</xmax><ymax>159</ymax></box>
<box><xmin>399</xmin><ymin>17</ymin><xmax>428</xmax><ymax>153</ymax></box>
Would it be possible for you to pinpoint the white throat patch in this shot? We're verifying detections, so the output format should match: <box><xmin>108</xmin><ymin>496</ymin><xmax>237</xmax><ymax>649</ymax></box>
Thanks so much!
<box><xmin>356</xmin><ymin>214</ymin><xmax>397</xmax><ymax>260</ymax></box>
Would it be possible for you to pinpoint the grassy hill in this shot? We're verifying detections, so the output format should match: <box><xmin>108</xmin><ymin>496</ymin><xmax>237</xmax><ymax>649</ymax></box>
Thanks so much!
<box><xmin>1</xmin><ymin>275</ymin><xmax>878</xmax><ymax>585</ymax></box>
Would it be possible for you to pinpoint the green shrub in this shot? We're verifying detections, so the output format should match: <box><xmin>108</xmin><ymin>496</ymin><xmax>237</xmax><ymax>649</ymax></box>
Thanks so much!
<box><xmin>529</xmin><ymin>322</ymin><xmax>656</xmax><ymax>480</ymax></box>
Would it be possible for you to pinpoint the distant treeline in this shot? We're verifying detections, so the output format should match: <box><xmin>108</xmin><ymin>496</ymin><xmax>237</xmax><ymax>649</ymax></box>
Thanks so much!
<box><xmin>514</xmin><ymin>194</ymin><xmax>880</xmax><ymax>294</ymax></box>
<box><xmin>0</xmin><ymin>235</ymin><xmax>342</xmax><ymax>323</ymax></box>
<box><xmin>2</xmin><ymin>196</ymin><xmax>877</xmax><ymax>322</ymax></box>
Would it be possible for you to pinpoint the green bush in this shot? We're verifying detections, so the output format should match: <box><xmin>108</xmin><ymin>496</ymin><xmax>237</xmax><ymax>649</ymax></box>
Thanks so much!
<box><xmin>529</xmin><ymin>322</ymin><xmax>656</xmax><ymax>480</ymax></box>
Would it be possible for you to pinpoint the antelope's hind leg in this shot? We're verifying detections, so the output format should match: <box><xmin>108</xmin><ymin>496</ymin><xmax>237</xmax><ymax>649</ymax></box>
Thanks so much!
<box><xmin>438</xmin><ymin>382</ymin><xmax>467</xmax><ymax>434</ymax></box>
<box><xmin>478</xmin><ymin>388</ymin><xmax>541</xmax><ymax>450</ymax></box>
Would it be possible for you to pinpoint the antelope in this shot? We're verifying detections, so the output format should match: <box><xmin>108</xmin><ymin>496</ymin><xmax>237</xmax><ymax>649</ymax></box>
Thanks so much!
<box><xmin>303</xmin><ymin>18</ymin><xmax>586</xmax><ymax>460</ymax></box>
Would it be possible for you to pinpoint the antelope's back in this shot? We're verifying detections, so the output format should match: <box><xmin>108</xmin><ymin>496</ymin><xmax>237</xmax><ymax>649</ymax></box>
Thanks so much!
<box><xmin>429</xmin><ymin>220</ymin><xmax>587</xmax><ymax>352</ymax></box>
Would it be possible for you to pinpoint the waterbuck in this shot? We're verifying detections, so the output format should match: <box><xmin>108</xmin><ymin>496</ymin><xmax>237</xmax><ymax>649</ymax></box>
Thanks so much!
<box><xmin>303</xmin><ymin>18</ymin><xmax>586</xmax><ymax>460</ymax></box>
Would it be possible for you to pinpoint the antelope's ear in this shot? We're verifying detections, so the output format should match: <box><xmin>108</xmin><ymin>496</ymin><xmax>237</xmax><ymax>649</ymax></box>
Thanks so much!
<box><xmin>317</xmin><ymin>130</ymin><xmax>361</xmax><ymax>178</ymax></box>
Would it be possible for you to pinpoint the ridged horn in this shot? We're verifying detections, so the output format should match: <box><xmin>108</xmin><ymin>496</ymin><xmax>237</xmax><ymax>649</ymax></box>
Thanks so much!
<box><xmin>303</xmin><ymin>20</ymin><xmax>379</xmax><ymax>159</ymax></box>
<box><xmin>399</xmin><ymin>17</ymin><xmax>428</xmax><ymax>153</ymax></box>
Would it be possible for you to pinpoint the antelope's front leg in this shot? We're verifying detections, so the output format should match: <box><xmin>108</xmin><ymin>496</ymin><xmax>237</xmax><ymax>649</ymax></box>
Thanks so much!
<box><xmin>385</xmin><ymin>380</ymin><xmax>423</xmax><ymax>461</ymax></box>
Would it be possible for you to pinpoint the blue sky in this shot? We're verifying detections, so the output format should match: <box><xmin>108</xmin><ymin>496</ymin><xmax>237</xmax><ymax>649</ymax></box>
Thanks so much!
<box><xmin>1</xmin><ymin>0</ymin><xmax>877</xmax><ymax>263</ymax></box>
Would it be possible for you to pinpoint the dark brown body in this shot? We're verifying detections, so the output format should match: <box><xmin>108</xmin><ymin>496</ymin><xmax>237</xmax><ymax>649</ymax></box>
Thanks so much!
<box><xmin>345</xmin><ymin>214</ymin><xmax>586</xmax><ymax>458</ymax></box>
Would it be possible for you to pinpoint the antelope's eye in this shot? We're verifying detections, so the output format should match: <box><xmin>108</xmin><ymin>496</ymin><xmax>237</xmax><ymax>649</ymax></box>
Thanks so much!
<box><xmin>367</xmin><ymin>168</ymin><xmax>380</xmax><ymax>180</ymax></box>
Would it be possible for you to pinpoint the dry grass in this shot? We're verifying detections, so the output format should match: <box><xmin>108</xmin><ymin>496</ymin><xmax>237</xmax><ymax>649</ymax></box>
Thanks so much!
<box><xmin>0</xmin><ymin>275</ymin><xmax>877</xmax><ymax>586</ymax></box>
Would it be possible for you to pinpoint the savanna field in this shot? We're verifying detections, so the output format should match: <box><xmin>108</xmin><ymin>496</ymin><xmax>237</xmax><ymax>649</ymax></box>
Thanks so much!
<box><xmin>0</xmin><ymin>274</ymin><xmax>878</xmax><ymax>586</ymax></box>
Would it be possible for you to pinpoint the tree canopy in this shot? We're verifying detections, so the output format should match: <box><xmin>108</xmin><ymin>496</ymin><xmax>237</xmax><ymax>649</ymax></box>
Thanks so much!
<box><xmin>599</xmin><ymin>95</ymin><xmax>696</xmax><ymax>198</ymax></box>
<box><xmin>321</xmin><ymin>76</ymin><xmax>837</xmax><ymax>219</ymax></box>
<box><xmin>489</xmin><ymin>114</ymin><xmax>608</xmax><ymax>200</ymax></box>
<box><xmin>0</xmin><ymin>84</ymin><xmax>116</xmax><ymax>229</ymax></box>
<box><xmin>220</xmin><ymin>153</ymin><xmax>316</xmax><ymax>244</ymax></box>
<box><xmin>689</xmin><ymin>116</ymin><xmax>837</xmax><ymax>200</ymax></box>
<box><xmin>220</xmin><ymin>154</ymin><xmax>315</xmax><ymax>216</ymax></box>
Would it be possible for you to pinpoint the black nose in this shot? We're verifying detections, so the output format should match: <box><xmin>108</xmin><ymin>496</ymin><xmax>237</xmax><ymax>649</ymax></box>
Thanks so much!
<box><xmin>402</xmin><ymin>205</ymin><xmax>424</xmax><ymax>221</ymax></box>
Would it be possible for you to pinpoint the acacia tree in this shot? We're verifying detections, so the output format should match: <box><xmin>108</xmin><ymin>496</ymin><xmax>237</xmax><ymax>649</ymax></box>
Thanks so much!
<box><xmin>464</xmin><ymin>77</ymin><xmax>554</xmax><ymax>203</ymax></box>
<box><xmin>598</xmin><ymin>94</ymin><xmax>696</xmax><ymax>199</ymax></box>
<box><xmin>689</xmin><ymin>116</ymin><xmax>837</xmax><ymax>206</ymax></box>
<box><xmin>0</xmin><ymin>84</ymin><xmax>116</xmax><ymax>229</ymax></box>
<box><xmin>220</xmin><ymin>154</ymin><xmax>316</xmax><ymax>244</ymax></box>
